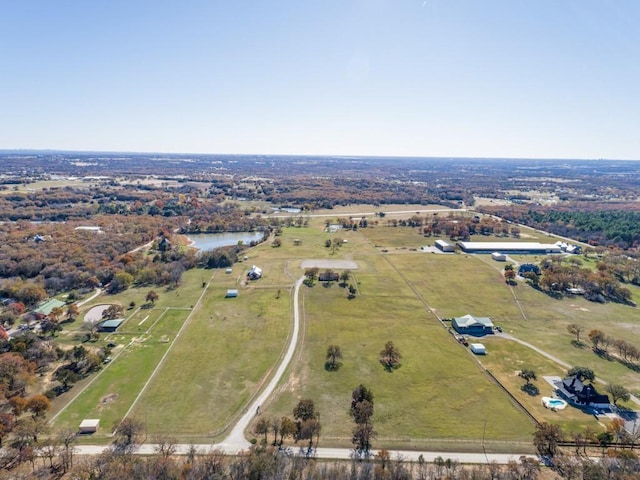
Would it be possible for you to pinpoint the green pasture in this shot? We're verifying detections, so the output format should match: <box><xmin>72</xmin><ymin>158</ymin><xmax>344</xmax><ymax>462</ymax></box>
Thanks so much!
<box><xmin>49</xmin><ymin>219</ymin><xmax>640</xmax><ymax>448</ymax></box>
<box><xmin>262</xmin><ymin>267</ymin><xmax>535</xmax><ymax>451</ymax></box>
<box><xmin>51</xmin><ymin>308</ymin><xmax>188</xmax><ymax>436</ymax></box>
<box><xmin>358</xmin><ymin>226</ymin><xmax>426</xmax><ymax>249</ymax></box>
<box><xmin>387</xmin><ymin>253</ymin><xmax>522</xmax><ymax>321</ymax></box>
<box><xmin>131</xmin><ymin>286</ymin><xmax>291</xmax><ymax>439</ymax></box>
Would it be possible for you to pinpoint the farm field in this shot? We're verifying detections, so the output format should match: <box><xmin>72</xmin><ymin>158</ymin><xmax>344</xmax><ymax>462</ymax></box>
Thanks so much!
<box><xmin>262</xmin><ymin>273</ymin><xmax>536</xmax><ymax>451</ymax></box>
<box><xmin>50</xmin><ymin>218</ymin><xmax>640</xmax><ymax>450</ymax></box>
<box><xmin>131</xmin><ymin>286</ymin><xmax>291</xmax><ymax>440</ymax></box>
<box><xmin>51</xmin><ymin>308</ymin><xmax>188</xmax><ymax>436</ymax></box>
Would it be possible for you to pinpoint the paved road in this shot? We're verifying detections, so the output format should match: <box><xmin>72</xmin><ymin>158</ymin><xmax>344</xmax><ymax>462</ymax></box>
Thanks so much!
<box><xmin>71</xmin><ymin>443</ymin><xmax>533</xmax><ymax>464</ymax></box>
<box><xmin>268</xmin><ymin>208</ymin><xmax>464</xmax><ymax>218</ymax></box>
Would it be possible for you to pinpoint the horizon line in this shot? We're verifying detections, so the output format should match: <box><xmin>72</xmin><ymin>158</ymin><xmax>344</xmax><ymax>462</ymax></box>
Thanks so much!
<box><xmin>0</xmin><ymin>148</ymin><xmax>634</xmax><ymax>162</ymax></box>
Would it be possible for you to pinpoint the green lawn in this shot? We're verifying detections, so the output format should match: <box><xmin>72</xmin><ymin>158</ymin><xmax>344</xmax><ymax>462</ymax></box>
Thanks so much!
<box><xmin>477</xmin><ymin>338</ymin><xmax>605</xmax><ymax>435</ymax></box>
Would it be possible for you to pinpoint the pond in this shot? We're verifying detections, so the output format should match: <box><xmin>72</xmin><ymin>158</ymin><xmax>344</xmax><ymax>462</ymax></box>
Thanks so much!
<box><xmin>187</xmin><ymin>231</ymin><xmax>265</xmax><ymax>251</ymax></box>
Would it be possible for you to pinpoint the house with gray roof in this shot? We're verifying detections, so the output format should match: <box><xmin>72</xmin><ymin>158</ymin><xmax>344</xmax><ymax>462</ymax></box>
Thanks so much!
<box><xmin>452</xmin><ymin>314</ymin><xmax>494</xmax><ymax>336</ymax></box>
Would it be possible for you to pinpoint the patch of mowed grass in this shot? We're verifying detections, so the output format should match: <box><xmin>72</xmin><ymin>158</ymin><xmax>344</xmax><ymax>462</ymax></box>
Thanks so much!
<box><xmin>349</xmin><ymin>254</ymin><xmax>416</xmax><ymax>298</ymax></box>
<box><xmin>132</xmin><ymin>287</ymin><xmax>291</xmax><ymax>437</ymax></box>
<box><xmin>359</xmin><ymin>226</ymin><xmax>426</xmax><ymax>248</ymax></box>
<box><xmin>242</xmin><ymin>226</ymin><xmax>373</xmax><ymax>284</ymax></box>
<box><xmin>264</xmin><ymin>283</ymin><xmax>534</xmax><ymax>449</ymax></box>
<box><xmin>51</xmin><ymin>309</ymin><xmax>188</xmax><ymax>435</ymax></box>
<box><xmin>477</xmin><ymin>338</ymin><xmax>604</xmax><ymax>435</ymax></box>
<box><xmin>388</xmin><ymin>253</ymin><xmax>522</xmax><ymax>320</ymax></box>
<box><xmin>389</xmin><ymin>251</ymin><xmax>640</xmax><ymax>392</ymax></box>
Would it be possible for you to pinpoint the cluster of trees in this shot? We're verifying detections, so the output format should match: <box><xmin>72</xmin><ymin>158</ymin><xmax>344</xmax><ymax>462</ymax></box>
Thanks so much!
<box><xmin>351</xmin><ymin>385</ymin><xmax>375</xmax><ymax>457</ymax></box>
<box><xmin>52</xmin><ymin>345</ymin><xmax>107</xmax><ymax>395</ymax></box>
<box><xmin>478</xmin><ymin>204</ymin><xmax>640</xmax><ymax>249</ymax></box>
<box><xmin>585</xmin><ymin>328</ymin><xmax>640</xmax><ymax>372</ymax></box>
<box><xmin>0</xmin><ymin>216</ymin><xmax>181</xmax><ymax>293</ymax></box>
<box><xmin>328</xmin><ymin>213</ymin><xmax>520</xmax><ymax>242</ymax></box>
<box><xmin>259</xmin><ymin>176</ymin><xmax>453</xmax><ymax>210</ymax></box>
<box><xmin>0</xmin><ymin>347</ymin><xmax>53</xmax><ymax>455</ymax></box>
<box><xmin>533</xmin><ymin>256</ymin><xmax>633</xmax><ymax>304</ymax></box>
<box><xmin>253</xmin><ymin>399</ymin><xmax>320</xmax><ymax>455</ymax></box>
<box><xmin>181</xmin><ymin>203</ymin><xmax>270</xmax><ymax>234</ymax></box>
<box><xmin>0</xmin><ymin>182</ymin><xmax>208</xmax><ymax>222</ymax></box>
<box><xmin>533</xmin><ymin>419</ymin><xmax>640</xmax><ymax>479</ymax></box>
<box><xmin>198</xmin><ymin>245</ymin><xmax>242</xmax><ymax>269</ymax></box>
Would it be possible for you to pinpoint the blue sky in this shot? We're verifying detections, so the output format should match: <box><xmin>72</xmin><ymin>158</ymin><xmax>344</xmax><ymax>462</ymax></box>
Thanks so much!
<box><xmin>1</xmin><ymin>1</ymin><xmax>639</xmax><ymax>159</ymax></box>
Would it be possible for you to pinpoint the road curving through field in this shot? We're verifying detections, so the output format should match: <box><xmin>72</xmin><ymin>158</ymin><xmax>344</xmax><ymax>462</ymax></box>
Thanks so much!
<box><xmin>216</xmin><ymin>275</ymin><xmax>305</xmax><ymax>451</ymax></box>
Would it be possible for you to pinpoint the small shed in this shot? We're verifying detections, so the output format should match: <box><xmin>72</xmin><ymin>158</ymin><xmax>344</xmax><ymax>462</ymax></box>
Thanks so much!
<box><xmin>98</xmin><ymin>318</ymin><xmax>124</xmax><ymax>332</ymax></box>
<box><xmin>79</xmin><ymin>419</ymin><xmax>100</xmax><ymax>434</ymax></box>
<box><xmin>225</xmin><ymin>289</ymin><xmax>238</xmax><ymax>298</ymax></box>
<box><xmin>225</xmin><ymin>268</ymin><xmax>233</xmax><ymax>274</ymax></box>
<box><xmin>491</xmin><ymin>252</ymin><xmax>507</xmax><ymax>262</ymax></box>
<box><xmin>470</xmin><ymin>343</ymin><xmax>486</xmax><ymax>355</ymax></box>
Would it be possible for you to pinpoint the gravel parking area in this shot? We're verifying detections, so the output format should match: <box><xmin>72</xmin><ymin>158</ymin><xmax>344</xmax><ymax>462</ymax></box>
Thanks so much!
<box><xmin>84</xmin><ymin>304</ymin><xmax>112</xmax><ymax>323</ymax></box>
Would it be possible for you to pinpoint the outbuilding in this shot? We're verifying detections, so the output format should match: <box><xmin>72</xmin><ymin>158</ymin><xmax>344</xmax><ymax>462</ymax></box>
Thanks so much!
<box><xmin>491</xmin><ymin>252</ymin><xmax>507</xmax><ymax>262</ymax></box>
<box><xmin>470</xmin><ymin>343</ymin><xmax>486</xmax><ymax>355</ymax></box>
<box><xmin>435</xmin><ymin>240</ymin><xmax>455</xmax><ymax>252</ymax></box>
<box><xmin>79</xmin><ymin>419</ymin><xmax>100</xmax><ymax>434</ymax></box>
<box><xmin>98</xmin><ymin>318</ymin><xmax>124</xmax><ymax>332</ymax></box>
<box><xmin>225</xmin><ymin>289</ymin><xmax>238</xmax><ymax>298</ymax></box>
<box><xmin>457</xmin><ymin>241</ymin><xmax>562</xmax><ymax>255</ymax></box>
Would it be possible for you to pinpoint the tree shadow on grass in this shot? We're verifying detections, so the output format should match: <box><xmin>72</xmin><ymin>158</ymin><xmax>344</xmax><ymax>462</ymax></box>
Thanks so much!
<box><xmin>521</xmin><ymin>384</ymin><xmax>539</xmax><ymax>396</ymax></box>
<box><xmin>324</xmin><ymin>361</ymin><xmax>342</xmax><ymax>372</ymax></box>
<box><xmin>380</xmin><ymin>361</ymin><xmax>401</xmax><ymax>373</ymax></box>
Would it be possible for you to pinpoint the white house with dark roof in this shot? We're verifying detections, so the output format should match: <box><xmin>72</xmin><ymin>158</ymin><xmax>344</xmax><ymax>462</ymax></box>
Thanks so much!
<box><xmin>247</xmin><ymin>265</ymin><xmax>263</xmax><ymax>280</ymax></box>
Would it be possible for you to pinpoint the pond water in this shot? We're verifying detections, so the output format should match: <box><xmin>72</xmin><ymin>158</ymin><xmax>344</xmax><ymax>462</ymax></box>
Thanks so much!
<box><xmin>187</xmin><ymin>231</ymin><xmax>265</xmax><ymax>251</ymax></box>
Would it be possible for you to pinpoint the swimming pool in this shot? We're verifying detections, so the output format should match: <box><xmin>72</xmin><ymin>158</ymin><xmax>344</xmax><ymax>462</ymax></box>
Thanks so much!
<box><xmin>542</xmin><ymin>397</ymin><xmax>568</xmax><ymax>410</ymax></box>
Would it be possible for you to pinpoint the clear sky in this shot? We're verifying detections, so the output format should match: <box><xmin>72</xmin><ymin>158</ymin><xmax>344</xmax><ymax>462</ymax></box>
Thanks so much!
<box><xmin>1</xmin><ymin>1</ymin><xmax>639</xmax><ymax>159</ymax></box>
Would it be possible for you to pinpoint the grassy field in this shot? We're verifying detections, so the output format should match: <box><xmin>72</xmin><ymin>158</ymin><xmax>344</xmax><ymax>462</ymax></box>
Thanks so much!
<box><xmin>260</xmin><ymin>226</ymin><xmax>536</xmax><ymax>451</ymax></box>
<box><xmin>51</xmin><ymin>308</ymin><xmax>188</xmax><ymax>437</ymax></box>
<box><xmin>50</xmin><ymin>219</ymin><xmax>640</xmax><ymax>449</ymax></box>
<box><xmin>131</xmin><ymin>286</ymin><xmax>291</xmax><ymax>440</ymax></box>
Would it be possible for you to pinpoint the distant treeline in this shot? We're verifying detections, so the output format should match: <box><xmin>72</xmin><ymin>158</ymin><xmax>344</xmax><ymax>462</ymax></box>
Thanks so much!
<box><xmin>479</xmin><ymin>204</ymin><xmax>640</xmax><ymax>249</ymax></box>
